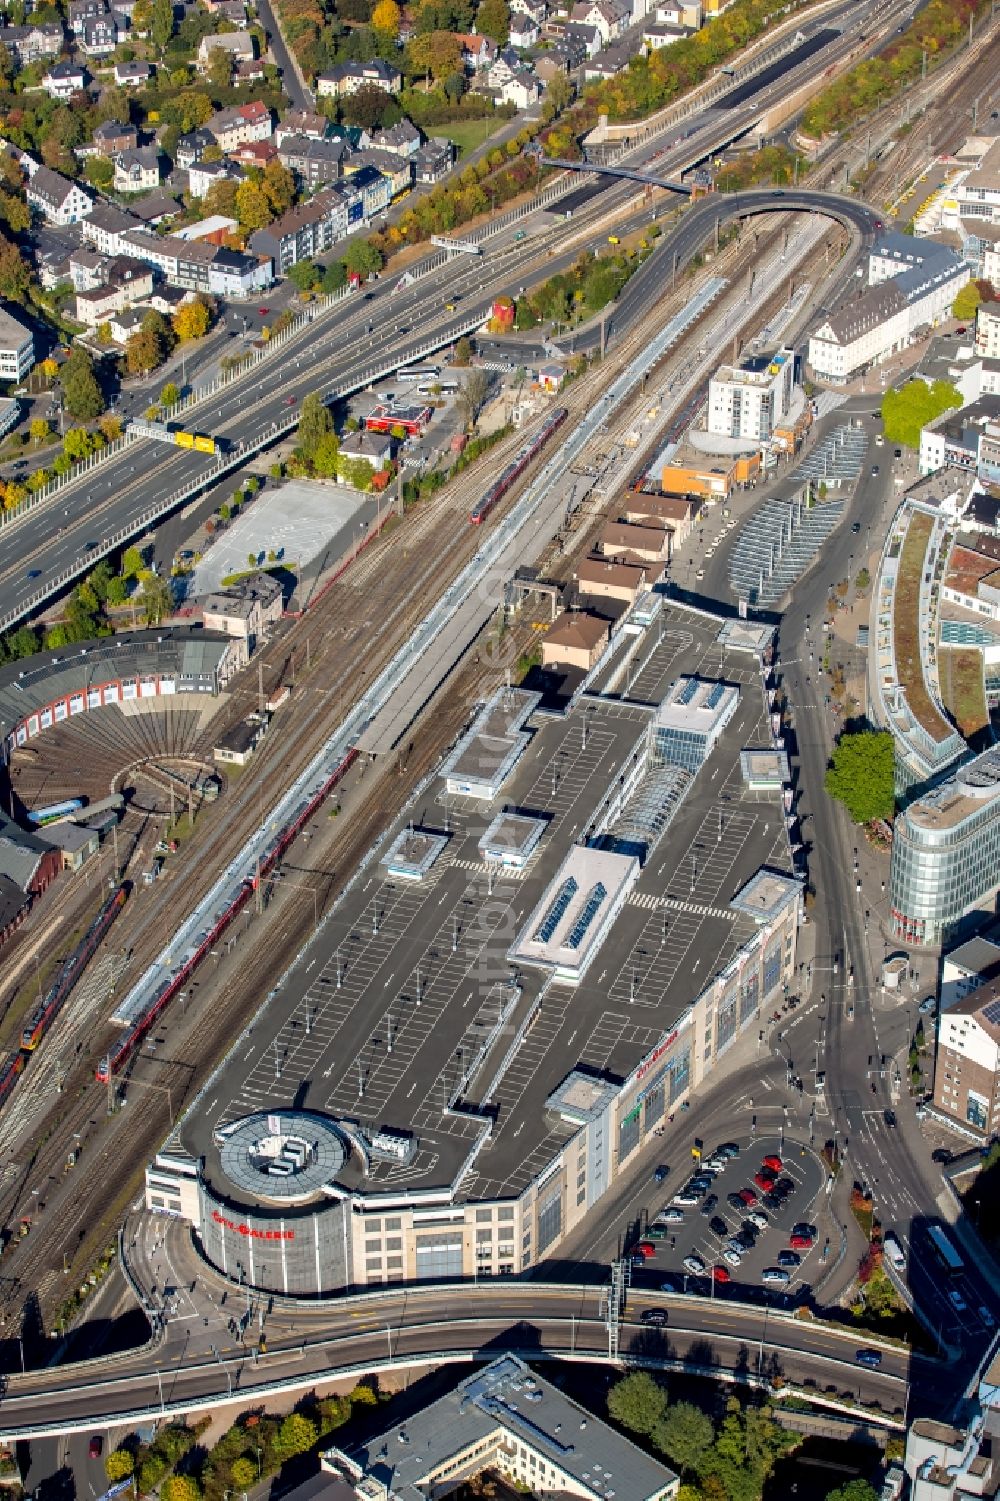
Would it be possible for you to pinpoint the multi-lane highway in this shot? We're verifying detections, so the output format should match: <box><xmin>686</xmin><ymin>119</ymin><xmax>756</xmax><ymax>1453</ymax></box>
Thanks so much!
<box><xmin>0</xmin><ymin>0</ymin><xmax>911</xmax><ymax>633</ymax></box>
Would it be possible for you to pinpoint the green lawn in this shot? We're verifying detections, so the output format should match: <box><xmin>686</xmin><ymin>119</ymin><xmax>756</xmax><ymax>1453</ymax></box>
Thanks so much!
<box><xmin>444</xmin><ymin>118</ymin><xmax>498</xmax><ymax>157</ymax></box>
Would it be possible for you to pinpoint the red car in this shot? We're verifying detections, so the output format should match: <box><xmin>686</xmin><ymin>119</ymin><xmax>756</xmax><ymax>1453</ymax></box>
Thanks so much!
<box><xmin>258</xmin><ymin>307</ymin><xmax>270</xmax><ymax>316</ymax></box>
<box><xmin>712</xmin><ymin>1264</ymin><xmax>731</xmax><ymax>1283</ymax></box>
<box><xmin>737</xmin><ymin>1187</ymin><xmax>757</xmax><ymax>1205</ymax></box>
<box><xmin>762</xmin><ymin>1155</ymin><xmax>783</xmax><ymax>1173</ymax></box>
<box><xmin>88</xmin><ymin>1437</ymin><xmax>103</xmax><ymax>1460</ymax></box>
<box><xmin>789</xmin><ymin>1233</ymin><xmax>814</xmax><ymax>1250</ymax></box>
<box><xmin>636</xmin><ymin>1241</ymin><xmax>656</xmax><ymax>1258</ymax></box>
<box><xmin>754</xmin><ymin>1170</ymin><xmax>776</xmax><ymax>1191</ymax></box>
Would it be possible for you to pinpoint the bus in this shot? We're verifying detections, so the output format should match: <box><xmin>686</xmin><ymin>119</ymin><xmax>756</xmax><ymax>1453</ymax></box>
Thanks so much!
<box><xmin>396</xmin><ymin>365</ymin><xmax>439</xmax><ymax>384</ymax></box>
<box><xmin>417</xmin><ymin>379</ymin><xmax>459</xmax><ymax>396</ymax></box>
<box><xmin>926</xmin><ymin>1224</ymin><xmax>963</xmax><ymax>1275</ymax></box>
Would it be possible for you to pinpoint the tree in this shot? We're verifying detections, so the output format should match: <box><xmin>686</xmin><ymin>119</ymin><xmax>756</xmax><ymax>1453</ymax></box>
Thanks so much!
<box><xmin>142</xmin><ymin>572</ymin><xmax>174</xmax><ymax>626</ymax></box>
<box><xmin>825</xmin><ymin>1484</ymin><xmax>879</xmax><ymax>1501</ymax></box>
<box><xmin>204</xmin><ymin>178</ymin><xmax>239</xmax><ymax>218</ymax></box>
<box><xmin>230</xmin><ymin>1459</ymin><xmax>256</xmax><ymax>1489</ymax></box>
<box><xmin>274</xmin><ymin>1411</ymin><xmax>318</xmax><ymax>1460</ymax></box>
<box><xmin>453</xmin><ymin>335</ymin><xmax>473</xmax><ymax>366</ymax></box>
<box><xmin>60</xmin><ymin>349</ymin><xmax>104</xmax><ymax>421</ymax></box>
<box><xmin>173</xmin><ymin>300</ymin><xmax>211</xmax><ymax>341</ymax></box>
<box><xmin>606</xmin><ymin>1372</ymin><xmax>667</xmax><ymax>1435</ymax></box>
<box><xmin>476</xmin><ymin>0</ymin><xmax>509</xmax><ymax>43</ymax></box>
<box><xmin>122</xmin><ymin>544</ymin><xmax>145</xmax><ymax>577</ymax></box>
<box><xmin>407</xmin><ymin>29</ymin><xmax>464</xmax><ymax>81</ymax></box>
<box><xmin>457</xmin><ymin>368</ymin><xmax>490</xmax><ymax>429</ymax></box>
<box><xmin>236</xmin><ymin>178</ymin><xmax>273</xmax><ymax>231</ymax></box>
<box><xmin>952</xmin><ymin>282</ymin><xmax>981</xmax><ymax>321</ymax></box>
<box><xmin>343</xmin><ymin>238</ymin><xmax>383</xmax><ymax>279</ymax></box>
<box><xmin>206</xmin><ymin>45</ymin><xmax>232</xmax><ymax>90</ymax></box>
<box><xmin>298</xmin><ymin>391</ymin><xmax>333</xmax><ymax>462</ymax></box>
<box><xmin>652</xmin><ymin>1402</ymin><xmax>714</xmax><ymax>1476</ymax></box>
<box><xmin>342</xmin><ymin>83</ymin><xmax>395</xmax><ymax>131</ymax></box>
<box><xmin>287</xmin><ymin>258</ymin><xmax>319</xmax><ymax>293</ymax></box>
<box><xmin>85</xmin><ymin>155</ymin><xmax>115</xmax><ymax>191</ymax></box>
<box><xmin>151</xmin><ymin>0</ymin><xmax>174</xmax><ymax>51</ymax></box>
<box><xmin>29</xmin><ymin>418</ymin><xmax>51</xmax><ymax>445</ymax></box>
<box><xmin>542</xmin><ymin>68</ymin><xmax>574</xmax><ymax>120</ymax></box>
<box><xmin>881</xmin><ymin>378</ymin><xmax>960</xmax><ymax>449</ymax></box>
<box><xmin>313</xmin><ymin>431</ymin><xmax>340</xmax><ymax>476</ymax></box>
<box><xmin>104</xmin><ymin>1451</ymin><xmax>134</xmax><ymax>1483</ymax></box>
<box><xmin>371</xmin><ymin>0</ymin><xmax>400</xmax><ymax>35</ymax></box>
<box><xmin>0</xmin><ymin>234</ymin><xmax>31</xmax><ymax>302</ymax></box>
<box><xmin>126</xmin><ymin>328</ymin><xmax>164</xmax><ymax>376</ymax></box>
<box><xmin>321</xmin><ymin>260</ymin><xmax>347</xmax><ymax>293</ymax></box>
<box><xmin>263</xmin><ymin>158</ymin><xmax>296</xmax><ymax>215</ymax></box>
<box><xmin>63</xmin><ymin>427</ymin><xmax>93</xmax><ymax>462</ymax></box>
<box><xmin>161</xmin><ymin>381</ymin><xmax>180</xmax><ymax>406</ymax></box>
<box><xmin>825</xmin><ymin>728</ymin><xmax>894</xmax><ymax>823</ymax></box>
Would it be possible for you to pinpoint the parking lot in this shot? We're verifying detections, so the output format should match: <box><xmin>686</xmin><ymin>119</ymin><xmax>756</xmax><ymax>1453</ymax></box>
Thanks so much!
<box><xmin>628</xmin><ymin>1134</ymin><xmax>828</xmax><ymax>1304</ymax></box>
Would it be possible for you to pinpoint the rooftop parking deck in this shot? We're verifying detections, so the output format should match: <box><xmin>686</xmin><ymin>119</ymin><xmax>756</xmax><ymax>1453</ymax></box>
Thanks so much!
<box><xmin>183</xmin><ymin>603</ymin><xmax>792</xmax><ymax>1209</ymax></box>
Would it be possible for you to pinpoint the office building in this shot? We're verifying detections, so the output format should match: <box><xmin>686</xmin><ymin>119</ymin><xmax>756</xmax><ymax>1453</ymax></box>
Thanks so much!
<box><xmin>0</xmin><ymin>305</ymin><xmax>34</xmax><ymax>383</ymax></box>
<box><xmin>888</xmin><ymin>744</ymin><xmax>1000</xmax><ymax>948</ymax></box>
<box><xmin>933</xmin><ymin>969</ymin><xmax>1000</xmax><ymax>1134</ymax></box>
<box><xmin>322</xmin><ymin>1356</ymin><xmax>680</xmax><ymax>1501</ymax></box>
<box><xmin>707</xmin><ymin>348</ymin><xmax>794</xmax><ymax>442</ymax></box>
<box><xmin>905</xmin><ymin>1341</ymin><xmax>1000</xmax><ymax>1501</ymax></box>
<box><xmin>808</xmin><ymin>234</ymin><xmax>969</xmax><ymax>383</ymax></box>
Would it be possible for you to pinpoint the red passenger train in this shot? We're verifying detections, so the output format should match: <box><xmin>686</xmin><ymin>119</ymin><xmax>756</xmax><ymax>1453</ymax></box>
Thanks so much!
<box><xmin>468</xmin><ymin>407</ymin><xmax>568</xmax><ymax>525</ymax></box>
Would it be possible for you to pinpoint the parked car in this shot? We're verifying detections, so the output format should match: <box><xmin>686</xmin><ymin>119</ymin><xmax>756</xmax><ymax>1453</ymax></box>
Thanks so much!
<box><xmin>709</xmin><ymin>1216</ymin><xmax>729</xmax><ymax>1237</ymax></box>
<box><xmin>762</xmin><ymin>1192</ymin><xmax>782</xmax><ymax>1213</ymax></box>
<box><xmin>919</xmin><ymin>995</ymin><xmax>937</xmax><ymax>1015</ymax></box>
<box><xmin>659</xmin><ymin>1206</ymin><xmax>685</xmax><ymax>1223</ymax></box>
<box><xmin>646</xmin><ymin>1227</ymin><xmax>668</xmax><ymax>1240</ymax></box>
<box><xmin>789</xmin><ymin>1232</ymin><xmax>813</xmax><ymax>1250</ymax></box>
<box><xmin>728</xmin><ymin>1191</ymin><xmax>748</xmax><ymax>1211</ymax></box>
<box><xmin>699</xmin><ymin>1194</ymin><xmax>719</xmax><ymax>1215</ymax></box>
<box><xmin>761</xmin><ymin>1268</ymin><xmax>790</xmax><ymax>1287</ymax></box>
<box><xmin>716</xmin><ymin>1143</ymin><xmax>740</xmax><ymax>1159</ymax></box>
<box><xmin>931</xmin><ymin>1148</ymin><xmax>953</xmax><ymax>1164</ymax></box>
<box><xmin>774</xmin><ymin>1177</ymin><xmax>796</xmax><ymax>1195</ymax></box>
<box><xmin>777</xmin><ymin>1249</ymin><xmax>801</xmax><ymax>1268</ymax></box>
<box><xmin>712</xmin><ymin>1264</ymin><xmax>731</xmax><ymax>1284</ymax></box>
<box><xmin>747</xmin><ymin>1212</ymin><xmax>769</xmax><ymax>1231</ymax></box>
<box><xmin>673</xmin><ymin>1192</ymin><xmax>701</xmax><ymax>1207</ymax></box>
<box><xmin>737</xmin><ymin>1187</ymin><xmax>757</xmax><ymax>1205</ymax></box>
<box><xmin>723</xmin><ymin>1249</ymin><xmax>743</xmax><ymax>1268</ymax></box>
<box><xmin>682</xmin><ymin>1254</ymin><xmax>705</xmax><ymax>1275</ymax></box>
<box><xmin>635</xmin><ymin>1241</ymin><xmax>656</xmax><ymax>1258</ymax></box>
<box><xmin>754</xmin><ymin>1170</ymin><xmax>776</xmax><ymax>1191</ymax></box>
<box><xmin>761</xmin><ymin>1155</ymin><xmax>783</xmax><ymax>1173</ymax></box>
<box><xmin>791</xmin><ymin>1223</ymin><xmax>816</xmax><ymax>1239</ymax></box>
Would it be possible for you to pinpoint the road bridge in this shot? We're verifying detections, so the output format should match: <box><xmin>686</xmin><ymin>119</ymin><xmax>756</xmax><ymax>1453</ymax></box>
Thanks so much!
<box><xmin>0</xmin><ymin>1278</ymin><xmax>910</xmax><ymax>1440</ymax></box>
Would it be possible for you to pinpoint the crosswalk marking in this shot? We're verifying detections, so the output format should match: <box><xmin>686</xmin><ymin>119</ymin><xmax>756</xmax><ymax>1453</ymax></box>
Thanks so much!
<box><xmin>628</xmin><ymin>892</ymin><xmax>733</xmax><ymax>921</ymax></box>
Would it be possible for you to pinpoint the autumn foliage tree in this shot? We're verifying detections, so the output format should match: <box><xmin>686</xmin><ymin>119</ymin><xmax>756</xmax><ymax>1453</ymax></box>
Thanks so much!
<box><xmin>172</xmin><ymin>300</ymin><xmax>211</xmax><ymax>341</ymax></box>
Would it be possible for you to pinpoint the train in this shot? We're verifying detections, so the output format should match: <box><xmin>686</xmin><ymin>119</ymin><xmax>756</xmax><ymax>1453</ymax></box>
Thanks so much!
<box><xmin>22</xmin><ymin>884</ymin><xmax>128</xmax><ymax>1050</ymax></box>
<box><xmin>27</xmin><ymin>798</ymin><xmax>84</xmax><ymax>827</ymax></box>
<box><xmin>95</xmin><ymin>747</ymin><xmax>359</xmax><ymax>1085</ymax></box>
<box><xmin>0</xmin><ymin>883</ymin><xmax>128</xmax><ymax>1114</ymax></box>
<box><xmin>468</xmin><ymin>407</ymin><xmax>568</xmax><ymax>525</ymax></box>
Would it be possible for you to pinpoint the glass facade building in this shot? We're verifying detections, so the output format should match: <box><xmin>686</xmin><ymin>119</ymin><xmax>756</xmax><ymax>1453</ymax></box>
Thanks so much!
<box><xmin>890</xmin><ymin>745</ymin><xmax>1000</xmax><ymax>947</ymax></box>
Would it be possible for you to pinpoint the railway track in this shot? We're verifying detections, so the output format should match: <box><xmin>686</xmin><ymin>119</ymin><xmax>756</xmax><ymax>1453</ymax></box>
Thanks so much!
<box><xmin>0</xmin><ymin>182</ymin><xmax>855</xmax><ymax>1334</ymax></box>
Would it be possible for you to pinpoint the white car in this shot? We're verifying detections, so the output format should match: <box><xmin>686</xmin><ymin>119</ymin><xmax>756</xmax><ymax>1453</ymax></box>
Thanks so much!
<box><xmin>949</xmin><ymin>1289</ymin><xmax>968</xmax><ymax>1313</ymax></box>
<box><xmin>659</xmin><ymin>1207</ymin><xmax>685</xmax><ymax>1224</ymax></box>
<box><xmin>672</xmin><ymin>1192</ymin><xmax>701</xmax><ymax>1207</ymax></box>
<box><xmin>722</xmin><ymin>1249</ymin><xmax>742</xmax><ymax>1268</ymax></box>
<box><xmin>761</xmin><ymin>1267</ymin><xmax>790</xmax><ymax>1286</ymax></box>
<box><xmin>682</xmin><ymin>1254</ymin><xmax>705</xmax><ymax>1275</ymax></box>
<box><xmin>748</xmin><ymin>1212</ymin><xmax>769</xmax><ymax>1231</ymax></box>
